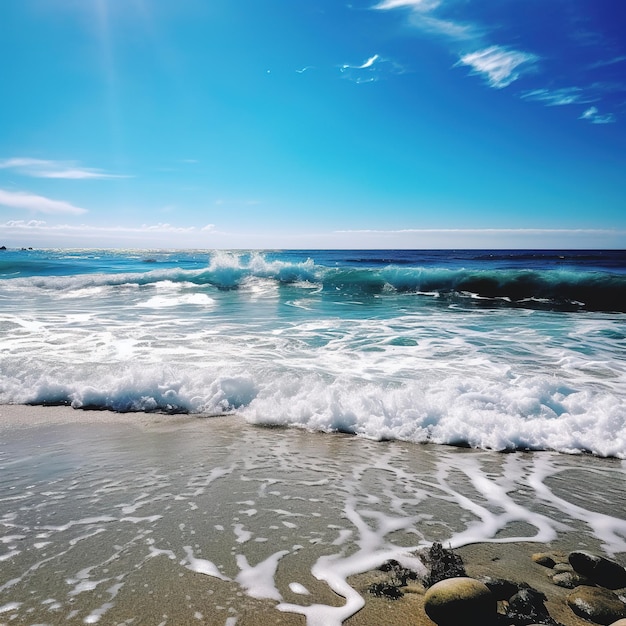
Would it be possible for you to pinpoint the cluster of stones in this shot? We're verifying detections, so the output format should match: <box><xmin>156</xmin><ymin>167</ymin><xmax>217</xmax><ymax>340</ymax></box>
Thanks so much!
<box><xmin>532</xmin><ymin>550</ymin><xmax>626</xmax><ymax>625</ymax></box>
<box><xmin>423</xmin><ymin>572</ymin><xmax>560</xmax><ymax>625</ymax></box>
<box><xmin>369</xmin><ymin>544</ymin><xmax>626</xmax><ymax>626</ymax></box>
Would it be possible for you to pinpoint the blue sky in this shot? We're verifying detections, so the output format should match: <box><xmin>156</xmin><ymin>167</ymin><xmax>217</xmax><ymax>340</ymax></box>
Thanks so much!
<box><xmin>0</xmin><ymin>0</ymin><xmax>625</xmax><ymax>249</ymax></box>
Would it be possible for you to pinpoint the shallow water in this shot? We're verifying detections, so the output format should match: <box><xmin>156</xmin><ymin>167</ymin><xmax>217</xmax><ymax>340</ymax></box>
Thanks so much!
<box><xmin>0</xmin><ymin>408</ymin><xmax>625</xmax><ymax>625</ymax></box>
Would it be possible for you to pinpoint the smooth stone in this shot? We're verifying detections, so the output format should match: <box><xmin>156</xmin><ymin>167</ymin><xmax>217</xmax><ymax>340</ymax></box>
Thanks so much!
<box><xmin>569</xmin><ymin>551</ymin><xmax>626</xmax><ymax>589</ymax></box>
<box><xmin>553</xmin><ymin>563</ymin><xmax>574</xmax><ymax>573</ymax></box>
<box><xmin>609</xmin><ymin>620</ymin><xmax>626</xmax><ymax>626</ymax></box>
<box><xmin>423</xmin><ymin>577</ymin><xmax>496</xmax><ymax>626</ymax></box>
<box><xmin>567</xmin><ymin>585</ymin><xmax>626</xmax><ymax>625</ymax></box>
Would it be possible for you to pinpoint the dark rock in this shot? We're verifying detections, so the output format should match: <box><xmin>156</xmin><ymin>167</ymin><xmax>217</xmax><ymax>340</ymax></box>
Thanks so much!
<box><xmin>532</xmin><ymin>553</ymin><xmax>557</xmax><ymax>569</ymax></box>
<box><xmin>483</xmin><ymin>577</ymin><xmax>521</xmax><ymax>601</ymax></box>
<box><xmin>368</xmin><ymin>582</ymin><xmax>404</xmax><ymax>599</ymax></box>
<box><xmin>481</xmin><ymin>576</ymin><xmax>522</xmax><ymax>600</ymax></box>
<box><xmin>569</xmin><ymin>551</ymin><xmax>626</xmax><ymax>589</ymax></box>
<box><xmin>425</xmin><ymin>542</ymin><xmax>467</xmax><ymax>587</ymax></box>
<box><xmin>505</xmin><ymin>587</ymin><xmax>559</xmax><ymax>625</ymax></box>
<box><xmin>423</xmin><ymin>577</ymin><xmax>496</xmax><ymax>626</ymax></box>
<box><xmin>567</xmin><ymin>585</ymin><xmax>626</xmax><ymax>625</ymax></box>
<box><xmin>378</xmin><ymin>559</ymin><xmax>419</xmax><ymax>586</ymax></box>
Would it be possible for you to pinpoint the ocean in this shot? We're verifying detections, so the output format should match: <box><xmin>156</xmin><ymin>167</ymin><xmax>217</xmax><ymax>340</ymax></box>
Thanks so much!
<box><xmin>1</xmin><ymin>248</ymin><xmax>625</xmax><ymax>625</ymax></box>
<box><xmin>1</xmin><ymin>248</ymin><xmax>625</xmax><ymax>456</ymax></box>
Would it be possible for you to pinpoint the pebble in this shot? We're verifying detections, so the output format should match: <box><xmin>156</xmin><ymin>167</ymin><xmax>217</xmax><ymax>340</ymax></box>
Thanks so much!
<box><xmin>423</xmin><ymin>577</ymin><xmax>496</xmax><ymax>625</ymax></box>
<box><xmin>552</xmin><ymin>570</ymin><xmax>590</xmax><ymax>589</ymax></box>
<box><xmin>566</xmin><ymin>585</ymin><xmax>626</xmax><ymax>625</ymax></box>
<box><xmin>532</xmin><ymin>552</ymin><xmax>558</xmax><ymax>568</ymax></box>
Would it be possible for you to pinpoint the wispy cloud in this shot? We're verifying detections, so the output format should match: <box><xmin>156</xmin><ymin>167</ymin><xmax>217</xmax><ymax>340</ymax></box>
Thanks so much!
<box><xmin>346</xmin><ymin>54</ymin><xmax>380</xmax><ymax>70</ymax></box>
<box><xmin>457</xmin><ymin>46</ymin><xmax>538</xmax><ymax>89</ymax></box>
<box><xmin>340</xmin><ymin>54</ymin><xmax>403</xmax><ymax>83</ymax></box>
<box><xmin>411</xmin><ymin>15</ymin><xmax>478</xmax><ymax>40</ymax></box>
<box><xmin>521</xmin><ymin>87</ymin><xmax>595</xmax><ymax>106</ymax></box>
<box><xmin>579</xmin><ymin>106</ymin><xmax>616</xmax><ymax>124</ymax></box>
<box><xmin>0</xmin><ymin>189</ymin><xmax>87</xmax><ymax>215</ymax></box>
<box><xmin>587</xmin><ymin>55</ymin><xmax>626</xmax><ymax>70</ymax></box>
<box><xmin>374</xmin><ymin>0</ymin><xmax>478</xmax><ymax>41</ymax></box>
<box><xmin>0</xmin><ymin>158</ymin><xmax>129</xmax><ymax>180</ymax></box>
<box><xmin>373</xmin><ymin>0</ymin><xmax>440</xmax><ymax>10</ymax></box>
<box><xmin>0</xmin><ymin>220</ymin><xmax>218</xmax><ymax>236</ymax></box>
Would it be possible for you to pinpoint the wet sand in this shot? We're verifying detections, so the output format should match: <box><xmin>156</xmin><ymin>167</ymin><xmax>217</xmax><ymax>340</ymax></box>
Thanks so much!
<box><xmin>1</xmin><ymin>405</ymin><xmax>625</xmax><ymax>625</ymax></box>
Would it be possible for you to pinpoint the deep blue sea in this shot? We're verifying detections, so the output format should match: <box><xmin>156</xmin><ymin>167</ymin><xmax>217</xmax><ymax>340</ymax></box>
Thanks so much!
<box><xmin>1</xmin><ymin>248</ymin><xmax>625</xmax><ymax>457</ymax></box>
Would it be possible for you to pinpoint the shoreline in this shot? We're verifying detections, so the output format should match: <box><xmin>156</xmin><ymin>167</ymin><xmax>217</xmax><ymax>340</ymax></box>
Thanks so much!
<box><xmin>0</xmin><ymin>404</ymin><xmax>625</xmax><ymax>625</ymax></box>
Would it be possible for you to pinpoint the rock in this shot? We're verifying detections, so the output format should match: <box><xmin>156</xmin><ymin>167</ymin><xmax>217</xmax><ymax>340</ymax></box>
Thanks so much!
<box><xmin>368</xmin><ymin>582</ymin><xmax>403</xmax><ymax>599</ymax></box>
<box><xmin>568</xmin><ymin>551</ymin><xmax>626</xmax><ymax>589</ymax></box>
<box><xmin>506</xmin><ymin>587</ymin><xmax>558</xmax><ymax>625</ymax></box>
<box><xmin>481</xmin><ymin>576</ymin><xmax>521</xmax><ymax>600</ymax></box>
<box><xmin>566</xmin><ymin>585</ymin><xmax>626</xmax><ymax>625</ymax></box>
<box><xmin>532</xmin><ymin>553</ymin><xmax>558</xmax><ymax>568</ymax></box>
<box><xmin>423</xmin><ymin>577</ymin><xmax>496</xmax><ymax>625</ymax></box>
<box><xmin>425</xmin><ymin>542</ymin><xmax>467</xmax><ymax>587</ymax></box>
<box><xmin>378</xmin><ymin>559</ymin><xmax>419</xmax><ymax>586</ymax></box>
<box><xmin>609</xmin><ymin>620</ymin><xmax>626</xmax><ymax>626</ymax></box>
<box><xmin>553</xmin><ymin>571</ymin><xmax>590</xmax><ymax>589</ymax></box>
<box><xmin>553</xmin><ymin>563</ymin><xmax>574</xmax><ymax>573</ymax></box>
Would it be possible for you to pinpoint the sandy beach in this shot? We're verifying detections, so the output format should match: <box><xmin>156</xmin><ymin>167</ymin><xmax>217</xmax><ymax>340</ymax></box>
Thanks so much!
<box><xmin>1</xmin><ymin>405</ymin><xmax>625</xmax><ymax>625</ymax></box>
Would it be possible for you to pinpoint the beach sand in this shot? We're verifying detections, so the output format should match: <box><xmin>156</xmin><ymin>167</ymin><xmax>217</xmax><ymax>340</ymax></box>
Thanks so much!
<box><xmin>1</xmin><ymin>405</ymin><xmax>624</xmax><ymax>625</ymax></box>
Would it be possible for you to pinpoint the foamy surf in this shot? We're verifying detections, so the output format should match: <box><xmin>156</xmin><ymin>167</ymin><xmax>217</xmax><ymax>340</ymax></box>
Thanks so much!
<box><xmin>1</xmin><ymin>248</ymin><xmax>625</xmax><ymax>457</ymax></box>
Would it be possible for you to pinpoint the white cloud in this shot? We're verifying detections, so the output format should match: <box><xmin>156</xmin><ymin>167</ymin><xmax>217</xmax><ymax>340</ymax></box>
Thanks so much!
<box><xmin>340</xmin><ymin>54</ymin><xmax>404</xmax><ymax>83</ymax></box>
<box><xmin>521</xmin><ymin>87</ymin><xmax>593</xmax><ymax>106</ymax></box>
<box><xmin>587</xmin><ymin>55</ymin><xmax>626</xmax><ymax>70</ymax></box>
<box><xmin>580</xmin><ymin>106</ymin><xmax>616</xmax><ymax>124</ymax></box>
<box><xmin>0</xmin><ymin>158</ymin><xmax>129</xmax><ymax>179</ymax></box>
<box><xmin>373</xmin><ymin>0</ymin><xmax>477</xmax><ymax>41</ymax></box>
<box><xmin>2</xmin><ymin>219</ymin><xmax>47</xmax><ymax>229</ymax></box>
<box><xmin>141</xmin><ymin>223</ymin><xmax>196</xmax><ymax>233</ymax></box>
<box><xmin>373</xmin><ymin>0</ymin><xmax>440</xmax><ymax>10</ymax></box>
<box><xmin>0</xmin><ymin>189</ymin><xmax>87</xmax><ymax>215</ymax></box>
<box><xmin>411</xmin><ymin>15</ymin><xmax>477</xmax><ymax>40</ymax></box>
<box><xmin>0</xmin><ymin>221</ymin><xmax>219</xmax><ymax>236</ymax></box>
<box><xmin>458</xmin><ymin>46</ymin><xmax>538</xmax><ymax>88</ymax></box>
<box><xmin>341</xmin><ymin>54</ymin><xmax>380</xmax><ymax>72</ymax></box>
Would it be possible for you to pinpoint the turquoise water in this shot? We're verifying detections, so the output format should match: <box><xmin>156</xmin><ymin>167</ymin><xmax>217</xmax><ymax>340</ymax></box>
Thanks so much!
<box><xmin>1</xmin><ymin>248</ymin><xmax>625</xmax><ymax>456</ymax></box>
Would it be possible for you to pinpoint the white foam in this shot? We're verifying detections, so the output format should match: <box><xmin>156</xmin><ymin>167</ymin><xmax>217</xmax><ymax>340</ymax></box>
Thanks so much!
<box><xmin>233</xmin><ymin>524</ymin><xmax>252</xmax><ymax>544</ymax></box>
<box><xmin>289</xmin><ymin>582</ymin><xmax>310</xmax><ymax>595</ymax></box>
<box><xmin>0</xmin><ymin>601</ymin><xmax>21</xmax><ymax>613</ymax></box>
<box><xmin>235</xmin><ymin>551</ymin><xmax>288</xmax><ymax>601</ymax></box>
<box><xmin>182</xmin><ymin>546</ymin><xmax>230</xmax><ymax>581</ymax></box>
